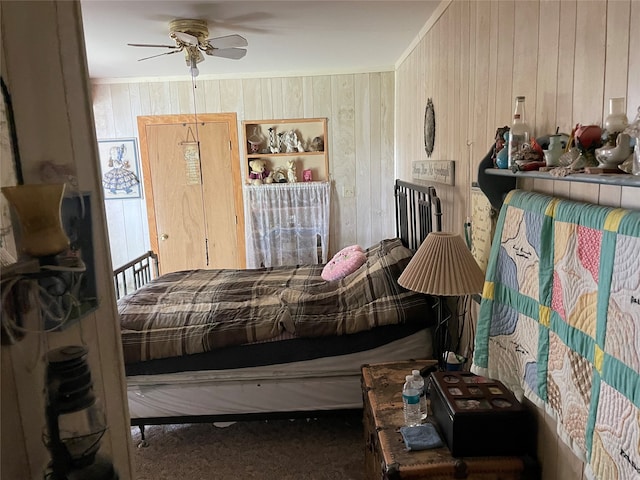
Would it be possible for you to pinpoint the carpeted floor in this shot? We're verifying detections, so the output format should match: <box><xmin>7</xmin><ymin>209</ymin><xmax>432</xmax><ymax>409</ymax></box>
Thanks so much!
<box><xmin>130</xmin><ymin>414</ymin><xmax>365</xmax><ymax>480</ymax></box>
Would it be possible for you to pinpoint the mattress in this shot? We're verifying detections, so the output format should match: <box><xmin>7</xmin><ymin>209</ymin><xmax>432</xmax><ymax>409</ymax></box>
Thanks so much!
<box><xmin>125</xmin><ymin>320</ymin><xmax>428</xmax><ymax>376</ymax></box>
<box><xmin>128</xmin><ymin>327</ymin><xmax>432</xmax><ymax>419</ymax></box>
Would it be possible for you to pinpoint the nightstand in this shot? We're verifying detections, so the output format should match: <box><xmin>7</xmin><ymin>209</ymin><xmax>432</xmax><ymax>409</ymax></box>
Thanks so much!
<box><xmin>362</xmin><ymin>360</ymin><xmax>536</xmax><ymax>479</ymax></box>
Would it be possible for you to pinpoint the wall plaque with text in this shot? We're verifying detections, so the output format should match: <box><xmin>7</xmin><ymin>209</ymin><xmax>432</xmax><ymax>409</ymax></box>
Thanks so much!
<box><xmin>411</xmin><ymin>160</ymin><xmax>454</xmax><ymax>185</ymax></box>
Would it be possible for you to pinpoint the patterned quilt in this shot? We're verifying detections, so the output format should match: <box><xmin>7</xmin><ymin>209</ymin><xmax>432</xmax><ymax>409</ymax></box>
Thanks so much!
<box><xmin>472</xmin><ymin>190</ymin><xmax>640</xmax><ymax>480</ymax></box>
<box><xmin>119</xmin><ymin>238</ymin><xmax>433</xmax><ymax>364</ymax></box>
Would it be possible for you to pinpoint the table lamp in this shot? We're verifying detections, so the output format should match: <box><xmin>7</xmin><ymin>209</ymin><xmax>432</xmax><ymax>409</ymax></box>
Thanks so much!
<box><xmin>398</xmin><ymin>232</ymin><xmax>485</xmax><ymax>370</ymax></box>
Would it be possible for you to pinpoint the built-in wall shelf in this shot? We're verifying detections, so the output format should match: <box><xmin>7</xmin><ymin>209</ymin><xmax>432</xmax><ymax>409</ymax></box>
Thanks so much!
<box><xmin>242</xmin><ymin>118</ymin><xmax>329</xmax><ymax>184</ymax></box>
<box><xmin>479</xmin><ymin>167</ymin><xmax>640</xmax><ymax>211</ymax></box>
<box><xmin>485</xmin><ymin>168</ymin><xmax>640</xmax><ymax>188</ymax></box>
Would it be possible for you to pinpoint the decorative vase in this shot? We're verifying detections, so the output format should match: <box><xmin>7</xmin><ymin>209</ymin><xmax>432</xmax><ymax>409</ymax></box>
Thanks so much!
<box><xmin>574</xmin><ymin>124</ymin><xmax>602</xmax><ymax>151</ymax></box>
<box><xmin>604</xmin><ymin>97</ymin><xmax>628</xmax><ymax>136</ymax></box>
<box><xmin>1</xmin><ymin>183</ymin><xmax>69</xmax><ymax>258</ymax></box>
<box><xmin>495</xmin><ymin>131</ymin><xmax>509</xmax><ymax>169</ymax></box>
<box><xmin>496</xmin><ymin>147</ymin><xmax>509</xmax><ymax>169</ymax></box>
<box><xmin>248</xmin><ymin>139</ymin><xmax>261</xmax><ymax>153</ymax></box>
<box><xmin>544</xmin><ymin>135</ymin><xmax>564</xmax><ymax>167</ymax></box>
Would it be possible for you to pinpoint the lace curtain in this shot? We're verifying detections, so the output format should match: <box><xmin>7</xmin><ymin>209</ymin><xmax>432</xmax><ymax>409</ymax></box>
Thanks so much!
<box><xmin>244</xmin><ymin>182</ymin><xmax>330</xmax><ymax>268</ymax></box>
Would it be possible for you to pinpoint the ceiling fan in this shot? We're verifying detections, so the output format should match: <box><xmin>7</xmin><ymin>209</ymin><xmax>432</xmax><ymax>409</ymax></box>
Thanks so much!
<box><xmin>128</xmin><ymin>19</ymin><xmax>248</xmax><ymax>77</ymax></box>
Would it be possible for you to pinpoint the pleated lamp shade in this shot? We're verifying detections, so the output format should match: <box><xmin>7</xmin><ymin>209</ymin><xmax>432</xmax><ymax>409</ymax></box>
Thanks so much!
<box><xmin>398</xmin><ymin>232</ymin><xmax>485</xmax><ymax>296</ymax></box>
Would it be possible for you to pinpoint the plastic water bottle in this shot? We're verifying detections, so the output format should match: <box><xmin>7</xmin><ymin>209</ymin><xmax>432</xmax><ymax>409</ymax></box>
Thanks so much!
<box><xmin>412</xmin><ymin>370</ymin><xmax>427</xmax><ymax>420</ymax></box>
<box><xmin>402</xmin><ymin>374</ymin><xmax>421</xmax><ymax>427</ymax></box>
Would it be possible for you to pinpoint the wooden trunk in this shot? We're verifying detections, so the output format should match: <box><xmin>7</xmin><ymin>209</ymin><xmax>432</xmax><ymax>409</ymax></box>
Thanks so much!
<box><xmin>362</xmin><ymin>361</ymin><xmax>536</xmax><ymax>480</ymax></box>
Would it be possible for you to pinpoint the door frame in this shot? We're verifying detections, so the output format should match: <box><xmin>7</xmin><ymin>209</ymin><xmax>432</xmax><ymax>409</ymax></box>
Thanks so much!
<box><xmin>137</xmin><ymin>113</ymin><xmax>246</xmax><ymax>268</ymax></box>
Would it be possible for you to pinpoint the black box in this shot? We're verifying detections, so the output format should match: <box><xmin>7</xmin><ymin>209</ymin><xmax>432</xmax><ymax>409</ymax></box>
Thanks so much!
<box><xmin>429</xmin><ymin>371</ymin><xmax>533</xmax><ymax>458</ymax></box>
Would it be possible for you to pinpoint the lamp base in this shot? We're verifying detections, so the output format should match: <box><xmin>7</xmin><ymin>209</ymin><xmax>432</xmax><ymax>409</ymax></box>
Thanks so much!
<box><xmin>45</xmin><ymin>456</ymin><xmax>118</xmax><ymax>480</ymax></box>
<box><xmin>431</xmin><ymin>296</ymin><xmax>451</xmax><ymax>371</ymax></box>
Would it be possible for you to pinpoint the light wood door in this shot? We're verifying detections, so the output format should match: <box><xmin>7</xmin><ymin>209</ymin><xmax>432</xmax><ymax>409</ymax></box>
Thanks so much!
<box><xmin>138</xmin><ymin>114</ymin><xmax>245</xmax><ymax>274</ymax></box>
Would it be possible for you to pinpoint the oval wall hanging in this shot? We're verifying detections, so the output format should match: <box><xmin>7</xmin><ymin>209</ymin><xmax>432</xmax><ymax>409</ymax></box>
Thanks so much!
<box><xmin>424</xmin><ymin>98</ymin><xmax>435</xmax><ymax>157</ymax></box>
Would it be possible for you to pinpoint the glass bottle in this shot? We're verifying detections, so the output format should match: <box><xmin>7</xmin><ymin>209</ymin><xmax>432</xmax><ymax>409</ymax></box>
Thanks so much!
<box><xmin>507</xmin><ymin>96</ymin><xmax>530</xmax><ymax>169</ymax></box>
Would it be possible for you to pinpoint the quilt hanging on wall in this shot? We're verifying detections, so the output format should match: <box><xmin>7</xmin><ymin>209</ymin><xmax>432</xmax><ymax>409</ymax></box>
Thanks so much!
<box><xmin>472</xmin><ymin>190</ymin><xmax>640</xmax><ymax>480</ymax></box>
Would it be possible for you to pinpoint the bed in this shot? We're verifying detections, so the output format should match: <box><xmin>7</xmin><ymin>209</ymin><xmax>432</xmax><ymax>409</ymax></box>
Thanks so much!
<box><xmin>114</xmin><ymin>180</ymin><xmax>442</xmax><ymax>440</ymax></box>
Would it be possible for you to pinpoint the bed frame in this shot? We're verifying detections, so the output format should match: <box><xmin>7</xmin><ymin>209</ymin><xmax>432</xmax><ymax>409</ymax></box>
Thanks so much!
<box><xmin>113</xmin><ymin>251</ymin><xmax>158</xmax><ymax>301</ymax></box>
<box><xmin>114</xmin><ymin>180</ymin><xmax>441</xmax><ymax>301</ymax></box>
<box><xmin>394</xmin><ymin>179</ymin><xmax>442</xmax><ymax>251</ymax></box>
<box><xmin>113</xmin><ymin>180</ymin><xmax>443</xmax><ymax>441</ymax></box>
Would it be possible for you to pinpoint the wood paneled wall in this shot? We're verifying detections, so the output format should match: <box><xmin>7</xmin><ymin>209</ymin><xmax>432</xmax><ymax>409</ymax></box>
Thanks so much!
<box><xmin>92</xmin><ymin>72</ymin><xmax>396</xmax><ymax>267</ymax></box>
<box><xmin>396</xmin><ymin>0</ymin><xmax>639</xmax><ymax>234</ymax></box>
<box><xmin>395</xmin><ymin>1</ymin><xmax>639</xmax><ymax>479</ymax></box>
<box><xmin>1</xmin><ymin>1</ymin><xmax>133</xmax><ymax>479</ymax></box>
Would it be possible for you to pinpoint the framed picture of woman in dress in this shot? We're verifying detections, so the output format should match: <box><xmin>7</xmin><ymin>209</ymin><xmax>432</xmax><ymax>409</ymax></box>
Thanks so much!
<box><xmin>97</xmin><ymin>138</ymin><xmax>142</xmax><ymax>199</ymax></box>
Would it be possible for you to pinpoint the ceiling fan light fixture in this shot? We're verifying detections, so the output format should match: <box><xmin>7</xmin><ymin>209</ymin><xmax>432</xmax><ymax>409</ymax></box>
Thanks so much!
<box><xmin>129</xmin><ymin>18</ymin><xmax>248</xmax><ymax>72</ymax></box>
<box><xmin>189</xmin><ymin>58</ymin><xmax>199</xmax><ymax>78</ymax></box>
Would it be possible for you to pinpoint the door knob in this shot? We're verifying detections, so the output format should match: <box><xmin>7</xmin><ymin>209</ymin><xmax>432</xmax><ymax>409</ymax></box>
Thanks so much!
<box><xmin>160</xmin><ymin>233</ymin><xmax>169</xmax><ymax>241</ymax></box>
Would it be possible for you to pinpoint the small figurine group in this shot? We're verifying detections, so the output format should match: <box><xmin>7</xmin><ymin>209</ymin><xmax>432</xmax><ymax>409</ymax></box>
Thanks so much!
<box><xmin>248</xmin><ymin>159</ymin><xmax>298</xmax><ymax>185</ymax></box>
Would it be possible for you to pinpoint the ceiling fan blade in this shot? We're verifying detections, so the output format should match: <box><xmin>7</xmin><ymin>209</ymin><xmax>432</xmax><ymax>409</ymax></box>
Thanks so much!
<box><xmin>206</xmin><ymin>34</ymin><xmax>248</xmax><ymax>49</ymax></box>
<box><xmin>173</xmin><ymin>31</ymin><xmax>199</xmax><ymax>46</ymax></box>
<box><xmin>137</xmin><ymin>50</ymin><xmax>182</xmax><ymax>62</ymax></box>
<box><xmin>128</xmin><ymin>43</ymin><xmax>178</xmax><ymax>49</ymax></box>
<box><xmin>207</xmin><ymin>47</ymin><xmax>247</xmax><ymax>60</ymax></box>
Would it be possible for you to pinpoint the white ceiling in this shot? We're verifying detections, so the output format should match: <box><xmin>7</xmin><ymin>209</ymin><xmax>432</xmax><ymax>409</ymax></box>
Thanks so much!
<box><xmin>80</xmin><ymin>0</ymin><xmax>442</xmax><ymax>81</ymax></box>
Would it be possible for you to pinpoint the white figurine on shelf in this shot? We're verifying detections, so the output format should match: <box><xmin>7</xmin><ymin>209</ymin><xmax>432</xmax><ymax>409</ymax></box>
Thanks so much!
<box><xmin>268</xmin><ymin>127</ymin><xmax>279</xmax><ymax>153</ymax></box>
<box><xmin>282</xmin><ymin>130</ymin><xmax>298</xmax><ymax>153</ymax></box>
<box><xmin>622</xmin><ymin>106</ymin><xmax>640</xmax><ymax>175</ymax></box>
<box><xmin>287</xmin><ymin>159</ymin><xmax>297</xmax><ymax>183</ymax></box>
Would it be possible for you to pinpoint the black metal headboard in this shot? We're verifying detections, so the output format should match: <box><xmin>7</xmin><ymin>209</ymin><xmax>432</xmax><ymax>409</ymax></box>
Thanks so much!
<box><xmin>395</xmin><ymin>180</ymin><xmax>443</xmax><ymax>251</ymax></box>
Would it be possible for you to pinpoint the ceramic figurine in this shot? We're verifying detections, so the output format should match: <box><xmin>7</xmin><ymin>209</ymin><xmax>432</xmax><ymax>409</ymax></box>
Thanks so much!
<box><xmin>622</xmin><ymin>106</ymin><xmax>640</xmax><ymax>175</ymax></box>
<box><xmin>310</xmin><ymin>136</ymin><xmax>324</xmax><ymax>152</ymax></box>
<box><xmin>286</xmin><ymin>159</ymin><xmax>297</xmax><ymax>183</ymax></box>
<box><xmin>595</xmin><ymin>133</ymin><xmax>632</xmax><ymax>169</ymax></box>
<box><xmin>278</xmin><ymin>132</ymin><xmax>285</xmax><ymax>153</ymax></box>
<box><xmin>283</xmin><ymin>130</ymin><xmax>298</xmax><ymax>153</ymax></box>
<box><xmin>268</xmin><ymin>128</ymin><xmax>279</xmax><ymax>153</ymax></box>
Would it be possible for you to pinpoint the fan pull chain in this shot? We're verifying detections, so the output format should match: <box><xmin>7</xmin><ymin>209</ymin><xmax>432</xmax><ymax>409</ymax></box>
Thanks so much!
<box><xmin>190</xmin><ymin>77</ymin><xmax>210</xmax><ymax>267</ymax></box>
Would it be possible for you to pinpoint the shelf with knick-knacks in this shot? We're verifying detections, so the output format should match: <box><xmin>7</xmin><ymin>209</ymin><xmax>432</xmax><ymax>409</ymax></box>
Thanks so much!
<box><xmin>242</xmin><ymin>118</ymin><xmax>329</xmax><ymax>185</ymax></box>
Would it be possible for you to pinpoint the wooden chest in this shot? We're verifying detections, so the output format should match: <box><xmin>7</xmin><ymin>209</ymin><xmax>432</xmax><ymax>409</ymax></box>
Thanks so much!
<box><xmin>362</xmin><ymin>361</ymin><xmax>535</xmax><ymax>480</ymax></box>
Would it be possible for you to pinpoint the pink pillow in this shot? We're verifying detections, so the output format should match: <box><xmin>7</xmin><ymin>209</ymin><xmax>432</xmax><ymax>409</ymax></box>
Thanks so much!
<box><xmin>321</xmin><ymin>245</ymin><xmax>366</xmax><ymax>281</ymax></box>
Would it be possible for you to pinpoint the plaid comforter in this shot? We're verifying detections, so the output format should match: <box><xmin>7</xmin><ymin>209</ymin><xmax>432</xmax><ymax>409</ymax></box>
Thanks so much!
<box><xmin>119</xmin><ymin>238</ymin><xmax>432</xmax><ymax>364</ymax></box>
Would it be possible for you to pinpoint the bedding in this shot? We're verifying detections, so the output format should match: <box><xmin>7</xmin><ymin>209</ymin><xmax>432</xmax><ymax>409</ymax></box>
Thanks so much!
<box><xmin>119</xmin><ymin>238</ymin><xmax>434</xmax><ymax>365</ymax></box>
<box><xmin>472</xmin><ymin>190</ymin><xmax>640</xmax><ymax>480</ymax></box>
